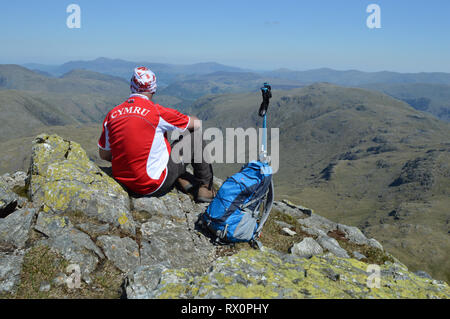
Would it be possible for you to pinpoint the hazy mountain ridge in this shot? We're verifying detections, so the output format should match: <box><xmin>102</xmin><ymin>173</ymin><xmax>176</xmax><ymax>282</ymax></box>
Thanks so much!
<box><xmin>23</xmin><ymin>58</ymin><xmax>450</xmax><ymax>121</ymax></box>
<box><xmin>0</xmin><ymin>65</ymin><xmax>183</xmax><ymax>142</ymax></box>
<box><xmin>267</xmin><ymin>67</ymin><xmax>450</xmax><ymax>86</ymax></box>
<box><xmin>24</xmin><ymin>58</ymin><xmax>248</xmax><ymax>86</ymax></box>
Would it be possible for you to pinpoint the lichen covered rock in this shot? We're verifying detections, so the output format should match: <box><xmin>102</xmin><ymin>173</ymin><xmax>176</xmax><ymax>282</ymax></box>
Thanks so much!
<box><xmin>28</xmin><ymin>134</ymin><xmax>135</xmax><ymax>235</ymax></box>
<box><xmin>126</xmin><ymin>248</ymin><xmax>450</xmax><ymax>299</ymax></box>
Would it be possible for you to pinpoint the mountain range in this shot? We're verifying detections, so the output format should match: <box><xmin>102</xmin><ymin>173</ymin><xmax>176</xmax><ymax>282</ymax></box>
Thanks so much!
<box><xmin>23</xmin><ymin>58</ymin><xmax>450</xmax><ymax>122</ymax></box>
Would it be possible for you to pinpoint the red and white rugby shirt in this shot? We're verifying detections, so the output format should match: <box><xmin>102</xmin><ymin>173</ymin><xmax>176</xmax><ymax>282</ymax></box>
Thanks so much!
<box><xmin>98</xmin><ymin>94</ymin><xmax>190</xmax><ymax>195</ymax></box>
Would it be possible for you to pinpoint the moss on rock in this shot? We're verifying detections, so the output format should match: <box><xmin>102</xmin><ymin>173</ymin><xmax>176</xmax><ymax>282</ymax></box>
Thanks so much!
<box><xmin>141</xmin><ymin>249</ymin><xmax>450</xmax><ymax>299</ymax></box>
<box><xmin>28</xmin><ymin>134</ymin><xmax>135</xmax><ymax>235</ymax></box>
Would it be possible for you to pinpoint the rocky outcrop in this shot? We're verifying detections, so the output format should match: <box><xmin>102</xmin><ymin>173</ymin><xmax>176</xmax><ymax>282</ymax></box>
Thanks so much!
<box><xmin>0</xmin><ymin>134</ymin><xmax>449</xmax><ymax>299</ymax></box>
<box><xmin>125</xmin><ymin>248</ymin><xmax>450</xmax><ymax>299</ymax></box>
<box><xmin>28</xmin><ymin>134</ymin><xmax>135</xmax><ymax>235</ymax></box>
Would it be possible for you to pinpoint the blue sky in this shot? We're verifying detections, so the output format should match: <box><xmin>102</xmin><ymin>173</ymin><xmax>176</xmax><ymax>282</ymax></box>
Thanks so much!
<box><xmin>1</xmin><ymin>0</ymin><xmax>449</xmax><ymax>72</ymax></box>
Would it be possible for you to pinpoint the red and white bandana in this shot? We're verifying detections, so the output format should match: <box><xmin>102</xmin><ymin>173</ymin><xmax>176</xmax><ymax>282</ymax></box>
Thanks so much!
<box><xmin>130</xmin><ymin>66</ymin><xmax>157</xmax><ymax>94</ymax></box>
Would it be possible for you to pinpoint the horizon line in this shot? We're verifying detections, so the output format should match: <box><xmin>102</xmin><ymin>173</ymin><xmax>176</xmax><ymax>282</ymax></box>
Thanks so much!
<box><xmin>2</xmin><ymin>57</ymin><xmax>450</xmax><ymax>75</ymax></box>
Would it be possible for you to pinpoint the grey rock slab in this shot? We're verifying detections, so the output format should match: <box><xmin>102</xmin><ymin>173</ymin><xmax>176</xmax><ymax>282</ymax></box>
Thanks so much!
<box><xmin>35</xmin><ymin>211</ymin><xmax>72</xmax><ymax>237</ymax></box>
<box><xmin>0</xmin><ymin>250</ymin><xmax>25</xmax><ymax>294</ymax></box>
<box><xmin>0</xmin><ymin>171</ymin><xmax>27</xmax><ymax>189</ymax></box>
<box><xmin>297</xmin><ymin>214</ymin><xmax>337</xmax><ymax>233</ymax></box>
<box><xmin>290</xmin><ymin>237</ymin><xmax>323</xmax><ymax>258</ymax></box>
<box><xmin>36</xmin><ymin>212</ymin><xmax>105</xmax><ymax>277</ymax></box>
<box><xmin>0</xmin><ymin>208</ymin><xmax>36</xmax><ymax>249</ymax></box>
<box><xmin>273</xmin><ymin>201</ymin><xmax>310</xmax><ymax>219</ymax></box>
<box><xmin>353</xmin><ymin>251</ymin><xmax>367</xmax><ymax>261</ymax></box>
<box><xmin>0</xmin><ymin>171</ymin><xmax>27</xmax><ymax>208</ymax></box>
<box><xmin>368</xmin><ymin>238</ymin><xmax>384</xmax><ymax>250</ymax></box>
<box><xmin>160</xmin><ymin>193</ymin><xmax>187</xmax><ymax>219</ymax></box>
<box><xmin>76</xmin><ymin>223</ymin><xmax>110</xmax><ymax>237</ymax></box>
<box><xmin>414</xmin><ymin>271</ymin><xmax>433</xmax><ymax>279</ymax></box>
<box><xmin>35</xmin><ymin>212</ymin><xmax>105</xmax><ymax>259</ymax></box>
<box><xmin>176</xmin><ymin>192</ymin><xmax>197</xmax><ymax>214</ymax></box>
<box><xmin>140</xmin><ymin>218</ymin><xmax>216</xmax><ymax>272</ymax></box>
<box><xmin>97</xmin><ymin>235</ymin><xmax>140</xmax><ymax>273</ymax></box>
<box><xmin>281</xmin><ymin>200</ymin><xmax>313</xmax><ymax>216</ymax></box>
<box><xmin>0</xmin><ymin>181</ymin><xmax>18</xmax><ymax>218</ymax></box>
<box><xmin>317</xmin><ymin>236</ymin><xmax>350</xmax><ymax>258</ymax></box>
<box><xmin>300</xmin><ymin>225</ymin><xmax>328</xmax><ymax>238</ymax></box>
<box><xmin>336</xmin><ymin>224</ymin><xmax>368</xmax><ymax>245</ymax></box>
<box><xmin>132</xmin><ymin>196</ymin><xmax>167</xmax><ymax>215</ymax></box>
<box><xmin>125</xmin><ymin>265</ymin><xmax>166</xmax><ymax>299</ymax></box>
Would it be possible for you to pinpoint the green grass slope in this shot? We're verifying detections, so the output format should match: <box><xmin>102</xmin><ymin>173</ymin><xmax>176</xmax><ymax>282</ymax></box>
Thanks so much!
<box><xmin>361</xmin><ymin>82</ymin><xmax>450</xmax><ymax>122</ymax></box>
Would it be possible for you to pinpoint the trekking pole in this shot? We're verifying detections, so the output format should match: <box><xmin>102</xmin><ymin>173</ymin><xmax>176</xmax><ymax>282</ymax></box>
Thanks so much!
<box><xmin>259</xmin><ymin>83</ymin><xmax>272</xmax><ymax>163</ymax></box>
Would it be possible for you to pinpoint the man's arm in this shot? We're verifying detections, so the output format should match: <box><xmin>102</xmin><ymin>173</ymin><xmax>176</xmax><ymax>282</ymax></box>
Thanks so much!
<box><xmin>99</xmin><ymin>148</ymin><xmax>112</xmax><ymax>162</ymax></box>
<box><xmin>186</xmin><ymin>115</ymin><xmax>202</xmax><ymax>131</ymax></box>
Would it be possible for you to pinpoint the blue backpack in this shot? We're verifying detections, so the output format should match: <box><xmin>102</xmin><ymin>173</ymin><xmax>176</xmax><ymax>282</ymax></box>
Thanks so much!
<box><xmin>201</xmin><ymin>161</ymin><xmax>274</xmax><ymax>248</ymax></box>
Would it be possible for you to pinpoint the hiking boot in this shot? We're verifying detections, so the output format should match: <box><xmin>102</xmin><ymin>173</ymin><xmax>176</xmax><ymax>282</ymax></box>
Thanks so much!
<box><xmin>176</xmin><ymin>177</ymin><xmax>194</xmax><ymax>193</ymax></box>
<box><xmin>196</xmin><ymin>185</ymin><xmax>216</xmax><ymax>203</ymax></box>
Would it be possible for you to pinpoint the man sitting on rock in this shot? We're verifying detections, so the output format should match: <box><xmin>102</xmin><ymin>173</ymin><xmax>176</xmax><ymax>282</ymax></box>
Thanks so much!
<box><xmin>98</xmin><ymin>66</ymin><xmax>216</xmax><ymax>202</ymax></box>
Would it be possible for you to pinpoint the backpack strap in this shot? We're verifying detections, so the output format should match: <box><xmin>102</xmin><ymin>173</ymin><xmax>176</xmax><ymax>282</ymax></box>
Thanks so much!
<box><xmin>255</xmin><ymin>180</ymin><xmax>274</xmax><ymax>237</ymax></box>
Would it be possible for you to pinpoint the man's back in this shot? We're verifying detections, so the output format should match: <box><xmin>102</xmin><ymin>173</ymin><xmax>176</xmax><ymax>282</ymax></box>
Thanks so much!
<box><xmin>98</xmin><ymin>93</ymin><xmax>190</xmax><ymax>195</ymax></box>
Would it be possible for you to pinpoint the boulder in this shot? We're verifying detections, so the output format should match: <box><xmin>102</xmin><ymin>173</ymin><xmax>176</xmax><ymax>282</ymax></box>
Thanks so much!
<box><xmin>336</xmin><ymin>224</ymin><xmax>368</xmax><ymax>245</ymax></box>
<box><xmin>272</xmin><ymin>201</ymin><xmax>311</xmax><ymax>219</ymax></box>
<box><xmin>28</xmin><ymin>134</ymin><xmax>135</xmax><ymax>235</ymax></box>
<box><xmin>336</xmin><ymin>224</ymin><xmax>384</xmax><ymax>250</ymax></box>
<box><xmin>290</xmin><ymin>237</ymin><xmax>323</xmax><ymax>258</ymax></box>
<box><xmin>0</xmin><ymin>208</ymin><xmax>36</xmax><ymax>249</ymax></box>
<box><xmin>297</xmin><ymin>214</ymin><xmax>338</xmax><ymax>234</ymax></box>
<box><xmin>299</xmin><ymin>225</ymin><xmax>328</xmax><ymax>238</ymax></box>
<box><xmin>317</xmin><ymin>235</ymin><xmax>350</xmax><ymax>258</ymax></box>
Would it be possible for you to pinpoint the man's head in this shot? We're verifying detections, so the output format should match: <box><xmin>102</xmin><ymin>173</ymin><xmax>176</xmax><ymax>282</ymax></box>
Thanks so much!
<box><xmin>130</xmin><ymin>66</ymin><xmax>157</xmax><ymax>98</ymax></box>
